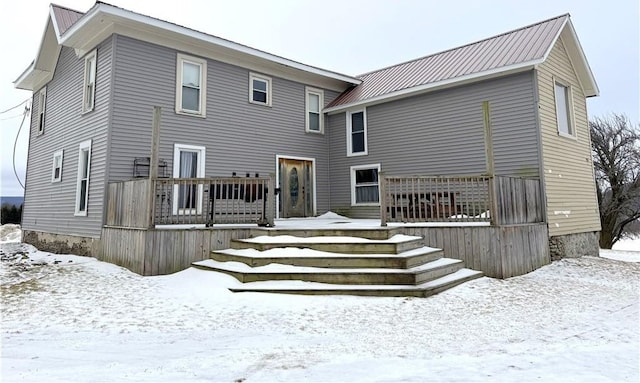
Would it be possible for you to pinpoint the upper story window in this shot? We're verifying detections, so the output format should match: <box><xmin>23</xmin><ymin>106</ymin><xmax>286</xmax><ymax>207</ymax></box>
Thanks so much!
<box><xmin>305</xmin><ymin>87</ymin><xmax>324</xmax><ymax>133</ymax></box>
<box><xmin>249</xmin><ymin>73</ymin><xmax>272</xmax><ymax>106</ymax></box>
<box><xmin>37</xmin><ymin>87</ymin><xmax>46</xmax><ymax>134</ymax></box>
<box><xmin>176</xmin><ymin>53</ymin><xmax>207</xmax><ymax>117</ymax></box>
<box><xmin>51</xmin><ymin>149</ymin><xmax>63</xmax><ymax>183</ymax></box>
<box><xmin>82</xmin><ymin>50</ymin><xmax>97</xmax><ymax>113</ymax></box>
<box><xmin>75</xmin><ymin>140</ymin><xmax>92</xmax><ymax>216</ymax></box>
<box><xmin>554</xmin><ymin>81</ymin><xmax>574</xmax><ymax>137</ymax></box>
<box><xmin>347</xmin><ymin>109</ymin><xmax>367</xmax><ymax>156</ymax></box>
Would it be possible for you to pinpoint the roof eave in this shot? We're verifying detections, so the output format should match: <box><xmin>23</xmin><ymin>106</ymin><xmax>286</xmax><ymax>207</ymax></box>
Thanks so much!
<box><xmin>59</xmin><ymin>3</ymin><xmax>361</xmax><ymax>86</ymax></box>
<box><xmin>324</xmin><ymin>62</ymin><xmax>540</xmax><ymax>114</ymax></box>
<box><xmin>562</xmin><ymin>19</ymin><xmax>599</xmax><ymax>97</ymax></box>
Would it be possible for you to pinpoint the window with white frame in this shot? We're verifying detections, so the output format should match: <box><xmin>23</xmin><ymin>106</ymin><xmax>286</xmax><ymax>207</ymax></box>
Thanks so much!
<box><xmin>305</xmin><ymin>87</ymin><xmax>324</xmax><ymax>133</ymax></box>
<box><xmin>82</xmin><ymin>50</ymin><xmax>97</xmax><ymax>113</ymax></box>
<box><xmin>51</xmin><ymin>150</ymin><xmax>63</xmax><ymax>183</ymax></box>
<box><xmin>172</xmin><ymin>144</ymin><xmax>206</xmax><ymax>215</ymax></box>
<box><xmin>351</xmin><ymin>164</ymin><xmax>380</xmax><ymax>205</ymax></box>
<box><xmin>554</xmin><ymin>81</ymin><xmax>573</xmax><ymax>136</ymax></box>
<box><xmin>37</xmin><ymin>87</ymin><xmax>46</xmax><ymax>134</ymax></box>
<box><xmin>249</xmin><ymin>73</ymin><xmax>272</xmax><ymax>106</ymax></box>
<box><xmin>176</xmin><ymin>53</ymin><xmax>207</xmax><ymax>116</ymax></box>
<box><xmin>75</xmin><ymin>140</ymin><xmax>92</xmax><ymax>215</ymax></box>
<box><xmin>347</xmin><ymin>109</ymin><xmax>367</xmax><ymax>156</ymax></box>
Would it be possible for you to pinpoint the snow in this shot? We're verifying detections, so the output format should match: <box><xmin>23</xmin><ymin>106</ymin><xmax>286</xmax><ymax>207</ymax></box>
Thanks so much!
<box><xmin>222</xmin><ymin>246</ymin><xmax>440</xmax><ymax>258</ymax></box>
<box><xmin>241</xmin><ymin>234</ymin><xmax>420</xmax><ymax>244</ymax></box>
<box><xmin>2</xmin><ymin>224</ymin><xmax>639</xmax><ymax>382</ymax></box>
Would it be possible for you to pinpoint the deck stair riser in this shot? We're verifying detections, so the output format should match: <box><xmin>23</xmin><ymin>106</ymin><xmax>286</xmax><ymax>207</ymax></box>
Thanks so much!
<box><xmin>230</xmin><ymin>238</ymin><xmax>423</xmax><ymax>254</ymax></box>
<box><xmin>248</xmin><ymin>228</ymin><xmax>404</xmax><ymax>240</ymax></box>
<box><xmin>210</xmin><ymin>247</ymin><xmax>444</xmax><ymax>269</ymax></box>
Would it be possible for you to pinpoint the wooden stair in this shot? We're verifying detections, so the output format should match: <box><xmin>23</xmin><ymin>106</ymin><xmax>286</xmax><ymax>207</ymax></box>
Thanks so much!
<box><xmin>193</xmin><ymin>229</ymin><xmax>483</xmax><ymax>297</ymax></box>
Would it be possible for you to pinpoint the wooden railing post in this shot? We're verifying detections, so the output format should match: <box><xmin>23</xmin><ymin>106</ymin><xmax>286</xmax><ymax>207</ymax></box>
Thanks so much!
<box><xmin>489</xmin><ymin>175</ymin><xmax>500</xmax><ymax>226</ymax></box>
<box><xmin>266</xmin><ymin>173</ymin><xmax>276</xmax><ymax>227</ymax></box>
<box><xmin>379</xmin><ymin>172</ymin><xmax>387</xmax><ymax>226</ymax></box>
<box><xmin>147</xmin><ymin>106</ymin><xmax>161</xmax><ymax>228</ymax></box>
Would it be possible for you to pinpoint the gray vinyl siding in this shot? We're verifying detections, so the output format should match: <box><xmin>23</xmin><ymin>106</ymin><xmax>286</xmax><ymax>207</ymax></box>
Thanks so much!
<box><xmin>108</xmin><ymin>35</ymin><xmax>339</xmax><ymax>214</ymax></box>
<box><xmin>21</xmin><ymin>38</ymin><xmax>112</xmax><ymax>237</ymax></box>
<box><xmin>328</xmin><ymin>72</ymin><xmax>539</xmax><ymax>217</ymax></box>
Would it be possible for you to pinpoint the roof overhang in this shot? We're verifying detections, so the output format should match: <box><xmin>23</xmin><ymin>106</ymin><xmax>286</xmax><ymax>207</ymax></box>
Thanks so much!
<box><xmin>556</xmin><ymin>18</ymin><xmax>599</xmax><ymax>97</ymax></box>
<box><xmin>15</xmin><ymin>2</ymin><xmax>361</xmax><ymax>92</ymax></box>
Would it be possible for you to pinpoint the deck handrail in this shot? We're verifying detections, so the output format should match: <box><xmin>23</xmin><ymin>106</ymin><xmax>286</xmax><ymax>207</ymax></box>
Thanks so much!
<box><xmin>380</xmin><ymin>174</ymin><xmax>542</xmax><ymax>226</ymax></box>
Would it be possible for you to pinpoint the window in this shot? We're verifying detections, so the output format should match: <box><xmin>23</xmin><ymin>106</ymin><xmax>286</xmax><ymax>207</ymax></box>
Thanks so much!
<box><xmin>37</xmin><ymin>87</ymin><xmax>46</xmax><ymax>134</ymax></box>
<box><xmin>172</xmin><ymin>144</ymin><xmax>206</xmax><ymax>215</ymax></box>
<box><xmin>554</xmin><ymin>81</ymin><xmax>573</xmax><ymax>136</ymax></box>
<box><xmin>51</xmin><ymin>150</ymin><xmax>63</xmax><ymax>183</ymax></box>
<box><xmin>176</xmin><ymin>53</ymin><xmax>207</xmax><ymax>116</ymax></box>
<box><xmin>75</xmin><ymin>140</ymin><xmax>92</xmax><ymax>216</ymax></box>
<box><xmin>305</xmin><ymin>87</ymin><xmax>324</xmax><ymax>133</ymax></box>
<box><xmin>351</xmin><ymin>164</ymin><xmax>380</xmax><ymax>205</ymax></box>
<box><xmin>82</xmin><ymin>50</ymin><xmax>97</xmax><ymax>113</ymax></box>
<box><xmin>347</xmin><ymin>109</ymin><xmax>367</xmax><ymax>156</ymax></box>
<box><xmin>249</xmin><ymin>73</ymin><xmax>272</xmax><ymax>106</ymax></box>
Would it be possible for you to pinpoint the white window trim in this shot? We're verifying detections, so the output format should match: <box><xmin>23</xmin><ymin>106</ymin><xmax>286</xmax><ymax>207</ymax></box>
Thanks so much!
<box><xmin>74</xmin><ymin>140</ymin><xmax>92</xmax><ymax>216</ymax></box>
<box><xmin>553</xmin><ymin>78</ymin><xmax>576</xmax><ymax>140</ymax></box>
<box><xmin>350</xmin><ymin>163</ymin><xmax>381</xmax><ymax>206</ymax></box>
<box><xmin>175</xmin><ymin>53</ymin><xmax>207</xmax><ymax>118</ymax></box>
<box><xmin>37</xmin><ymin>87</ymin><xmax>46</xmax><ymax>135</ymax></box>
<box><xmin>51</xmin><ymin>149</ymin><xmax>63</xmax><ymax>183</ymax></box>
<box><xmin>82</xmin><ymin>50</ymin><xmax>97</xmax><ymax>113</ymax></box>
<box><xmin>172</xmin><ymin>144</ymin><xmax>206</xmax><ymax>215</ymax></box>
<box><xmin>305</xmin><ymin>87</ymin><xmax>324</xmax><ymax>134</ymax></box>
<box><xmin>347</xmin><ymin>108</ymin><xmax>368</xmax><ymax>156</ymax></box>
<box><xmin>249</xmin><ymin>72</ymin><xmax>272</xmax><ymax>107</ymax></box>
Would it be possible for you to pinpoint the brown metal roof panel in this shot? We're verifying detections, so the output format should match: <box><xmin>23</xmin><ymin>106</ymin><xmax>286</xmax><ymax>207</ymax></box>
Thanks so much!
<box><xmin>51</xmin><ymin>4</ymin><xmax>84</xmax><ymax>35</ymax></box>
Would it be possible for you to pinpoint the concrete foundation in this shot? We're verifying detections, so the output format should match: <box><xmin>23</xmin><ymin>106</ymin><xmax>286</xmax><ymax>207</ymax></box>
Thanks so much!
<box><xmin>549</xmin><ymin>231</ymin><xmax>600</xmax><ymax>261</ymax></box>
<box><xmin>22</xmin><ymin>230</ymin><xmax>100</xmax><ymax>257</ymax></box>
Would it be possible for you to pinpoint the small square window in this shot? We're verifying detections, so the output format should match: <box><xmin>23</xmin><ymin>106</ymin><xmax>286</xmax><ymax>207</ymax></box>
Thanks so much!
<box><xmin>305</xmin><ymin>87</ymin><xmax>324</xmax><ymax>133</ymax></box>
<box><xmin>82</xmin><ymin>50</ymin><xmax>97</xmax><ymax>113</ymax></box>
<box><xmin>249</xmin><ymin>73</ymin><xmax>272</xmax><ymax>106</ymax></box>
<box><xmin>351</xmin><ymin>164</ymin><xmax>380</xmax><ymax>205</ymax></box>
<box><xmin>51</xmin><ymin>149</ymin><xmax>63</xmax><ymax>182</ymax></box>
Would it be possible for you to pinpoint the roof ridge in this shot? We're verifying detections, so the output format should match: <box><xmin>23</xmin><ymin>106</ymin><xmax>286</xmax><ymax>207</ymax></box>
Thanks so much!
<box><xmin>357</xmin><ymin>13</ymin><xmax>570</xmax><ymax>78</ymax></box>
<box><xmin>50</xmin><ymin>3</ymin><xmax>85</xmax><ymax>15</ymax></box>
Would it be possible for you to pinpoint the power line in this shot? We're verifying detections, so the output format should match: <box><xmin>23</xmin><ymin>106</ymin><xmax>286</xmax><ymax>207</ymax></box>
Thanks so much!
<box><xmin>0</xmin><ymin>112</ymin><xmax>26</xmax><ymax>122</ymax></box>
<box><xmin>0</xmin><ymin>98</ymin><xmax>30</xmax><ymax>115</ymax></box>
<box><xmin>13</xmin><ymin>104</ymin><xmax>30</xmax><ymax>191</ymax></box>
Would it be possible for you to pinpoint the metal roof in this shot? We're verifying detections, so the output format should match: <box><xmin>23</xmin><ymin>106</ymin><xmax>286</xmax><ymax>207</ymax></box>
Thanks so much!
<box><xmin>327</xmin><ymin>14</ymin><xmax>569</xmax><ymax>109</ymax></box>
<box><xmin>50</xmin><ymin>4</ymin><xmax>84</xmax><ymax>35</ymax></box>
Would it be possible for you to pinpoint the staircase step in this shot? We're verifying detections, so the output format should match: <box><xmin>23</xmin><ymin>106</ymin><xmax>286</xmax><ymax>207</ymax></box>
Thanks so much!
<box><xmin>211</xmin><ymin>246</ymin><xmax>443</xmax><ymax>269</ymax></box>
<box><xmin>230</xmin><ymin>234</ymin><xmax>423</xmax><ymax>254</ymax></box>
<box><xmin>227</xmin><ymin>269</ymin><xmax>484</xmax><ymax>297</ymax></box>
<box><xmin>249</xmin><ymin>227</ymin><xmax>404</xmax><ymax>240</ymax></box>
<box><xmin>192</xmin><ymin>257</ymin><xmax>464</xmax><ymax>285</ymax></box>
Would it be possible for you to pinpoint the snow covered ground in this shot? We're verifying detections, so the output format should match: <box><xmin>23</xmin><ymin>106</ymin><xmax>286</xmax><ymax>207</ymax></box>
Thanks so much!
<box><xmin>1</xmin><ymin>225</ymin><xmax>639</xmax><ymax>383</ymax></box>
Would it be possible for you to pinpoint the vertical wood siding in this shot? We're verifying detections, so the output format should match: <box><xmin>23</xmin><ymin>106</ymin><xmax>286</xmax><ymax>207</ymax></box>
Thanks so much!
<box><xmin>328</xmin><ymin>72</ymin><xmax>539</xmax><ymax>217</ymax></box>
<box><xmin>22</xmin><ymin>39</ymin><xmax>112</xmax><ymax>238</ymax></box>
<box><xmin>536</xmin><ymin>37</ymin><xmax>601</xmax><ymax>236</ymax></box>
<box><xmin>108</xmin><ymin>35</ymin><xmax>339</xmax><ymax>214</ymax></box>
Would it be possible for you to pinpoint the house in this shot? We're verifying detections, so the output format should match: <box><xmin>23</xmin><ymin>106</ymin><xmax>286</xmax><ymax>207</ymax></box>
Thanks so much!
<box><xmin>14</xmin><ymin>2</ymin><xmax>601</xmax><ymax>276</ymax></box>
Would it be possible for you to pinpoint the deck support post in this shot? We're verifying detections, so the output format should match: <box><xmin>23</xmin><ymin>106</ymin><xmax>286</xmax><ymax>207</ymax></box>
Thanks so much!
<box><xmin>380</xmin><ymin>172</ymin><xmax>387</xmax><ymax>226</ymax></box>
<box><xmin>147</xmin><ymin>106</ymin><xmax>161</xmax><ymax>228</ymax></box>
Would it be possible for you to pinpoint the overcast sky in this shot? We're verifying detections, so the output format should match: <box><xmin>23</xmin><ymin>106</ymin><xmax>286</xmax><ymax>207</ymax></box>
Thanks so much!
<box><xmin>1</xmin><ymin>0</ymin><xmax>638</xmax><ymax>196</ymax></box>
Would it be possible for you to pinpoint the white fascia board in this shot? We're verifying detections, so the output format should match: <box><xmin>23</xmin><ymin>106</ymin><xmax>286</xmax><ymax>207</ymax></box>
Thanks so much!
<box><xmin>563</xmin><ymin>19</ymin><xmax>599</xmax><ymax>97</ymax></box>
<box><xmin>60</xmin><ymin>3</ymin><xmax>361</xmax><ymax>86</ymax></box>
<box><xmin>48</xmin><ymin>4</ymin><xmax>62</xmax><ymax>38</ymax></box>
<box><xmin>324</xmin><ymin>61</ymin><xmax>541</xmax><ymax>114</ymax></box>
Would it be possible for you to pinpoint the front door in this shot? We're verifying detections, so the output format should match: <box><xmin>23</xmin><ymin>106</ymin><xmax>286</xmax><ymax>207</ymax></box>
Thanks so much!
<box><xmin>279</xmin><ymin>158</ymin><xmax>313</xmax><ymax>218</ymax></box>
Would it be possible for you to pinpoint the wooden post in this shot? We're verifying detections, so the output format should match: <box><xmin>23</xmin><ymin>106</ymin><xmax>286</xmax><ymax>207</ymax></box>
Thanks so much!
<box><xmin>483</xmin><ymin>101</ymin><xmax>495</xmax><ymax>176</ymax></box>
<box><xmin>379</xmin><ymin>171</ymin><xmax>387</xmax><ymax>226</ymax></box>
<box><xmin>147</xmin><ymin>106</ymin><xmax>161</xmax><ymax>228</ymax></box>
<box><xmin>266</xmin><ymin>173</ymin><xmax>276</xmax><ymax>227</ymax></box>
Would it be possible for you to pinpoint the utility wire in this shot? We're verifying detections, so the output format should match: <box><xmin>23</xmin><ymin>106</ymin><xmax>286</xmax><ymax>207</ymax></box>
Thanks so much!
<box><xmin>13</xmin><ymin>104</ymin><xmax>30</xmax><ymax>190</ymax></box>
<box><xmin>0</xmin><ymin>112</ymin><xmax>26</xmax><ymax>122</ymax></box>
<box><xmin>0</xmin><ymin>98</ymin><xmax>29</xmax><ymax>115</ymax></box>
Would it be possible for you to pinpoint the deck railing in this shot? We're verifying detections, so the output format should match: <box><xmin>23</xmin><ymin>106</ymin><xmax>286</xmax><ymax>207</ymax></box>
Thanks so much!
<box><xmin>106</xmin><ymin>175</ymin><xmax>276</xmax><ymax>228</ymax></box>
<box><xmin>380</xmin><ymin>174</ymin><xmax>543</xmax><ymax>226</ymax></box>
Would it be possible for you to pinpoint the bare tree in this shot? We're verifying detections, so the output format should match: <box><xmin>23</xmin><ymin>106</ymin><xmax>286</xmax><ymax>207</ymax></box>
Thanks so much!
<box><xmin>590</xmin><ymin>113</ymin><xmax>640</xmax><ymax>248</ymax></box>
